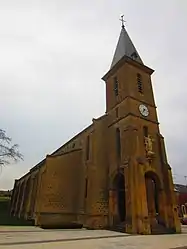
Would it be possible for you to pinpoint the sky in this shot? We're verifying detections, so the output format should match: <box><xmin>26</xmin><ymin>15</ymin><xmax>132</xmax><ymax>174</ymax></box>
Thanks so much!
<box><xmin>0</xmin><ymin>0</ymin><xmax>187</xmax><ymax>190</ymax></box>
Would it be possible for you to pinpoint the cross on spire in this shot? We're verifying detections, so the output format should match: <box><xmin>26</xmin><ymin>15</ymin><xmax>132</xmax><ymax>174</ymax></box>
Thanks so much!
<box><xmin>119</xmin><ymin>15</ymin><xmax>125</xmax><ymax>29</ymax></box>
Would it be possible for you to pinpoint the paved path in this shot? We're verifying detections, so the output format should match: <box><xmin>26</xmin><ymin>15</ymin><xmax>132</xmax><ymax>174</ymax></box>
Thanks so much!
<box><xmin>0</xmin><ymin>226</ymin><xmax>187</xmax><ymax>248</ymax></box>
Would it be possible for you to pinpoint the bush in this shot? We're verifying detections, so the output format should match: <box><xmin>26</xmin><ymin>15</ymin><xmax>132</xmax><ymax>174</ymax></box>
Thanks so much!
<box><xmin>0</xmin><ymin>197</ymin><xmax>33</xmax><ymax>226</ymax></box>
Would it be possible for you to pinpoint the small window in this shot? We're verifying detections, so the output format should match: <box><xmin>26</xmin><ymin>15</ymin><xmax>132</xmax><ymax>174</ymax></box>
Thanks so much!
<box><xmin>137</xmin><ymin>73</ymin><xmax>143</xmax><ymax>94</ymax></box>
<box><xmin>85</xmin><ymin>178</ymin><xmax>88</xmax><ymax>198</ymax></box>
<box><xmin>115</xmin><ymin>107</ymin><xmax>118</xmax><ymax>118</ymax></box>
<box><xmin>143</xmin><ymin>126</ymin><xmax>148</xmax><ymax>137</ymax></box>
<box><xmin>86</xmin><ymin>136</ymin><xmax>90</xmax><ymax>160</ymax></box>
<box><xmin>113</xmin><ymin>76</ymin><xmax>119</xmax><ymax>96</ymax></box>
<box><xmin>116</xmin><ymin>128</ymin><xmax>121</xmax><ymax>159</ymax></box>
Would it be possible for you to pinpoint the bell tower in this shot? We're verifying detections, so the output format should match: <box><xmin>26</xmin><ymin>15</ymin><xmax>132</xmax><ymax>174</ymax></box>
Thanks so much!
<box><xmin>102</xmin><ymin>22</ymin><xmax>181</xmax><ymax>234</ymax></box>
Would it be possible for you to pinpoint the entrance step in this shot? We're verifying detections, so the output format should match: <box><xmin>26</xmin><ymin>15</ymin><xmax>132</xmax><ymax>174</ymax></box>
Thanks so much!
<box><xmin>110</xmin><ymin>222</ymin><xmax>126</xmax><ymax>233</ymax></box>
<box><xmin>111</xmin><ymin>223</ymin><xmax>176</xmax><ymax>235</ymax></box>
<box><xmin>151</xmin><ymin>223</ymin><xmax>175</xmax><ymax>235</ymax></box>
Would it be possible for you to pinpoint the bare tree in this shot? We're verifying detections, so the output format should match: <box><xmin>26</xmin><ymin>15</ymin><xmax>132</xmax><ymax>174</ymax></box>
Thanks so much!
<box><xmin>0</xmin><ymin>129</ymin><xmax>23</xmax><ymax>170</ymax></box>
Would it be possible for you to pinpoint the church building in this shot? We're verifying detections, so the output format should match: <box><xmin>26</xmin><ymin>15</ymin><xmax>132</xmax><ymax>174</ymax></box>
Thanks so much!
<box><xmin>10</xmin><ymin>22</ymin><xmax>181</xmax><ymax>234</ymax></box>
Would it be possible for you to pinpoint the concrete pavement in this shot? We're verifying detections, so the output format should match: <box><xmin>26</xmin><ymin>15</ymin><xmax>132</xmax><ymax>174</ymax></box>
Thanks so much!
<box><xmin>0</xmin><ymin>226</ymin><xmax>187</xmax><ymax>248</ymax></box>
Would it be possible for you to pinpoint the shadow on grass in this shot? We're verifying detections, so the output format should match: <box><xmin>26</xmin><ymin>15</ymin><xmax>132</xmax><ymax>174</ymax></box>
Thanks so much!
<box><xmin>0</xmin><ymin>197</ymin><xmax>34</xmax><ymax>226</ymax></box>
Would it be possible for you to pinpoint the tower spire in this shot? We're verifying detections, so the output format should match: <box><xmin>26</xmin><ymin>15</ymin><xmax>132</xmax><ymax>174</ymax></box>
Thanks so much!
<box><xmin>110</xmin><ymin>19</ymin><xmax>144</xmax><ymax>69</ymax></box>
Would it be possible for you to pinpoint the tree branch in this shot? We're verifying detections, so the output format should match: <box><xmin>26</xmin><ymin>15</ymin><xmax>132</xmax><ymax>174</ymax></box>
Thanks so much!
<box><xmin>0</xmin><ymin>129</ymin><xmax>23</xmax><ymax>167</ymax></box>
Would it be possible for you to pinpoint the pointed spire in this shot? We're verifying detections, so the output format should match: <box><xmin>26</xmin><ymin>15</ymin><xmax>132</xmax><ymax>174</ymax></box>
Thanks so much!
<box><xmin>110</xmin><ymin>20</ymin><xmax>143</xmax><ymax>69</ymax></box>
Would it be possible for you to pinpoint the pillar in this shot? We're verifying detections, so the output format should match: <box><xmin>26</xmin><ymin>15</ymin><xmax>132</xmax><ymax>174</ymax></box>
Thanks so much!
<box><xmin>108</xmin><ymin>188</ymin><xmax>118</xmax><ymax>227</ymax></box>
<box><xmin>124</xmin><ymin>166</ymin><xmax>132</xmax><ymax>233</ymax></box>
<box><xmin>121</xmin><ymin>125</ymin><xmax>138</xmax><ymax>234</ymax></box>
<box><xmin>28</xmin><ymin>173</ymin><xmax>39</xmax><ymax>221</ymax></box>
<box><xmin>168</xmin><ymin>167</ymin><xmax>181</xmax><ymax>233</ymax></box>
<box><xmin>18</xmin><ymin>180</ymin><xmax>27</xmax><ymax>218</ymax></box>
<box><xmin>14</xmin><ymin>183</ymin><xmax>22</xmax><ymax>216</ymax></box>
<box><xmin>138</xmin><ymin>168</ymin><xmax>150</xmax><ymax>234</ymax></box>
<box><xmin>21</xmin><ymin>177</ymin><xmax>31</xmax><ymax>218</ymax></box>
<box><xmin>10</xmin><ymin>180</ymin><xmax>18</xmax><ymax>215</ymax></box>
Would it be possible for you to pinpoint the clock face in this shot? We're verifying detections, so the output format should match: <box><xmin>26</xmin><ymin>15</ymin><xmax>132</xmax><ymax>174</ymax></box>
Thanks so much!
<box><xmin>139</xmin><ymin>104</ymin><xmax>149</xmax><ymax>117</ymax></box>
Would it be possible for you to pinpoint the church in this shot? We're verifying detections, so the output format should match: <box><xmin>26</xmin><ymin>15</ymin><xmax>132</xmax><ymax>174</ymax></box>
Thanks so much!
<box><xmin>10</xmin><ymin>22</ymin><xmax>181</xmax><ymax>235</ymax></box>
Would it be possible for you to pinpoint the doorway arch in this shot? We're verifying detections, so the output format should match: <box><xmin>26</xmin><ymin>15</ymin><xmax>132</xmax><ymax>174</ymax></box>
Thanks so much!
<box><xmin>113</xmin><ymin>172</ymin><xmax>126</xmax><ymax>222</ymax></box>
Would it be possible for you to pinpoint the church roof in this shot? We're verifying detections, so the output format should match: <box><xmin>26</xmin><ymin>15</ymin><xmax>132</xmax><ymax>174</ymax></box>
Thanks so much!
<box><xmin>110</xmin><ymin>26</ymin><xmax>143</xmax><ymax>69</ymax></box>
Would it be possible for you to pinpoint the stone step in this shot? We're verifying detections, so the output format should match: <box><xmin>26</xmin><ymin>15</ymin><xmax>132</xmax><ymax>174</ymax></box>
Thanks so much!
<box><xmin>151</xmin><ymin>224</ymin><xmax>175</xmax><ymax>235</ymax></box>
<box><xmin>110</xmin><ymin>222</ymin><xmax>126</xmax><ymax>233</ymax></box>
<box><xmin>111</xmin><ymin>223</ymin><xmax>176</xmax><ymax>235</ymax></box>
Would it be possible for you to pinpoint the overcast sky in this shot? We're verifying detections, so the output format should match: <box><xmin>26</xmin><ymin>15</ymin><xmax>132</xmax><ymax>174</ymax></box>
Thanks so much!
<box><xmin>0</xmin><ymin>0</ymin><xmax>187</xmax><ymax>190</ymax></box>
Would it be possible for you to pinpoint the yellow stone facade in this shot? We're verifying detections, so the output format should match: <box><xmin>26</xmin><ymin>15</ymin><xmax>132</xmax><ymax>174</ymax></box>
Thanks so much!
<box><xmin>10</xmin><ymin>26</ymin><xmax>181</xmax><ymax>234</ymax></box>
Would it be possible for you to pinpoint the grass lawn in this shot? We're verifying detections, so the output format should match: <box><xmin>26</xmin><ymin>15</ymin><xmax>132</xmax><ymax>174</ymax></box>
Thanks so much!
<box><xmin>0</xmin><ymin>196</ymin><xmax>33</xmax><ymax>226</ymax></box>
<box><xmin>0</xmin><ymin>196</ymin><xmax>10</xmax><ymax>201</ymax></box>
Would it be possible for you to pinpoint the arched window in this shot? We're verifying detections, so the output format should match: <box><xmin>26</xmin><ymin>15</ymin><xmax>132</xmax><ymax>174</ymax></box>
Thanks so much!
<box><xmin>116</xmin><ymin>128</ymin><xmax>121</xmax><ymax>159</ymax></box>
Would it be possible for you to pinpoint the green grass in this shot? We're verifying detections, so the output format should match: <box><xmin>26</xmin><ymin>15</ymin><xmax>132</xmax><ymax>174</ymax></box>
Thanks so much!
<box><xmin>0</xmin><ymin>197</ymin><xmax>33</xmax><ymax>226</ymax></box>
<box><xmin>0</xmin><ymin>196</ymin><xmax>10</xmax><ymax>201</ymax></box>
